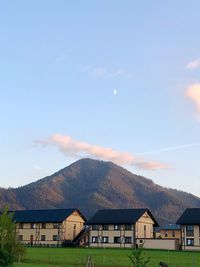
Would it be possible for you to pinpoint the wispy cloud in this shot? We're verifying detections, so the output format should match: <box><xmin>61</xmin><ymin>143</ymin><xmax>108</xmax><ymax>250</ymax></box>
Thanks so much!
<box><xmin>80</xmin><ymin>64</ymin><xmax>126</xmax><ymax>78</ymax></box>
<box><xmin>186</xmin><ymin>58</ymin><xmax>200</xmax><ymax>70</ymax></box>
<box><xmin>186</xmin><ymin>83</ymin><xmax>200</xmax><ymax>114</ymax></box>
<box><xmin>92</xmin><ymin>67</ymin><xmax>125</xmax><ymax>78</ymax></box>
<box><xmin>107</xmin><ymin>69</ymin><xmax>125</xmax><ymax>78</ymax></box>
<box><xmin>92</xmin><ymin>67</ymin><xmax>107</xmax><ymax>77</ymax></box>
<box><xmin>34</xmin><ymin>134</ymin><xmax>168</xmax><ymax>171</ymax></box>
<box><xmin>139</xmin><ymin>142</ymin><xmax>200</xmax><ymax>155</ymax></box>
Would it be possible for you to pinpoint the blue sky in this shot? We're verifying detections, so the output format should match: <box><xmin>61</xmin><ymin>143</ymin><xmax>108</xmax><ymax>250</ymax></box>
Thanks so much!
<box><xmin>0</xmin><ymin>1</ymin><xmax>200</xmax><ymax>196</ymax></box>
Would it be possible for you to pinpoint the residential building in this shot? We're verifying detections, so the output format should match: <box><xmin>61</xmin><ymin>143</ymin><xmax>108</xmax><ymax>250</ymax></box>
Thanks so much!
<box><xmin>177</xmin><ymin>208</ymin><xmax>200</xmax><ymax>250</ymax></box>
<box><xmin>159</xmin><ymin>224</ymin><xmax>181</xmax><ymax>243</ymax></box>
<box><xmin>87</xmin><ymin>208</ymin><xmax>159</xmax><ymax>248</ymax></box>
<box><xmin>13</xmin><ymin>208</ymin><xmax>86</xmax><ymax>246</ymax></box>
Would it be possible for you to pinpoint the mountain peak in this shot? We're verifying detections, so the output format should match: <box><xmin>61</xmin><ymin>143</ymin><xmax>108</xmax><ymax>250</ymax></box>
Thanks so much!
<box><xmin>1</xmin><ymin>158</ymin><xmax>200</xmax><ymax>225</ymax></box>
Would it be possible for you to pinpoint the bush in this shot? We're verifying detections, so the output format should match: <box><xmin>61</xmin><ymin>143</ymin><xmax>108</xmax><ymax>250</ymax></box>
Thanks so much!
<box><xmin>0</xmin><ymin>209</ymin><xmax>25</xmax><ymax>266</ymax></box>
<box><xmin>128</xmin><ymin>244</ymin><xmax>150</xmax><ymax>267</ymax></box>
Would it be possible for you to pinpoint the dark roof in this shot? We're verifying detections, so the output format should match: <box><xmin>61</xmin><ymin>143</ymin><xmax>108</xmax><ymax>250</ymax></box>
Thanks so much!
<box><xmin>159</xmin><ymin>224</ymin><xmax>180</xmax><ymax>230</ymax></box>
<box><xmin>87</xmin><ymin>208</ymin><xmax>159</xmax><ymax>226</ymax></box>
<box><xmin>177</xmin><ymin>208</ymin><xmax>200</xmax><ymax>225</ymax></box>
<box><xmin>8</xmin><ymin>208</ymin><xmax>86</xmax><ymax>223</ymax></box>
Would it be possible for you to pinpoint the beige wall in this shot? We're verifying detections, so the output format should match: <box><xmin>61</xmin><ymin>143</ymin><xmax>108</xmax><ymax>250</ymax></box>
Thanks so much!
<box><xmin>17</xmin><ymin>222</ymin><xmax>61</xmax><ymax>245</ymax></box>
<box><xmin>65</xmin><ymin>211</ymin><xmax>85</xmax><ymax>240</ymax></box>
<box><xmin>160</xmin><ymin>229</ymin><xmax>181</xmax><ymax>243</ymax></box>
<box><xmin>89</xmin><ymin>226</ymin><xmax>134</xmax><ymax>248</ymax></box>
<box><xmin>136</xmin><ymin>238</ymin><xmax>179</xmax><ymax>250</ymax></box>
<box><xmin>16</xmin><ymin>210</ymin><xmax>85</xmax><ymax>246</ymax></box>
<box><xmin>135</xmin><ymin>212</ymin><xmax>154</xmax><ymax>239</ymax></box>
<box><xmin>181</xmin><ymin>225</ymin><xmax>200</xmax><ymax>250</ymax></box>
<box><xmin>89</xmin><ymin>212</ymin><xmax>155</xmax><ymax>248</ymax></box>
<box><xmin>90</xmin><ymin>243</ymin><xmax>134</xmax><ymax>248</ymax></box>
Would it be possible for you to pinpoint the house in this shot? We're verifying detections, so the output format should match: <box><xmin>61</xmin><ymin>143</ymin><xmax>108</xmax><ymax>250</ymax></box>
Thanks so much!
<box><xmin>177</xmin><ymin>208</ymin><xmax>200</xmax><ymax>250</ymax></box>
<box><xmin>13</xmin><ymin>208</ymin><xmax>86</xmax><ymax>246</ymax></box>
<box><xmin>159</xmin><ymin>224</ymin><xmax>181</xmax><ymax>243</ymax></box>
<box><xmin>87</xmin><ymin>208</ymin><xmax>159</xmax><ymax>248</ymax></box>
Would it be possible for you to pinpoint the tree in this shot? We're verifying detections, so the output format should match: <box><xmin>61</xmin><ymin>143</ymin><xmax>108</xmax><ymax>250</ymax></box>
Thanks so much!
<box><xmin>128</xmin><ymin>244</ymin><xmax>150</xmax><ymax>267</ymax></box>
<box><xmin>0</xmin><ymin>209</ymin><xmax>25</xmax><ymax>267</ymax></box>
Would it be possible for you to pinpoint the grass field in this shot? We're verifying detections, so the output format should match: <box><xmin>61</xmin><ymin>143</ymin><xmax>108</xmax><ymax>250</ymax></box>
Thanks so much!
<box><xmin>16</xmin><ymin>247</ymin><xmax>200</xmax><ymax>267</ymax></box>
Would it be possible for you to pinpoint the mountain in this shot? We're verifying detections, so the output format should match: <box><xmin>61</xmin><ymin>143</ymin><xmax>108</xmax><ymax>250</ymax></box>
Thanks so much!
<box><xmin>1</xmin><ymin>158</ymin><xmax>200</xmax><ymax>224</ymax></box>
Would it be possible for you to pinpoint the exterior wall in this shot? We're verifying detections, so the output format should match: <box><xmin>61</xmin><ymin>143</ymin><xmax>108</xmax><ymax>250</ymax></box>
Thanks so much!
<box><xmin>136</xmin><ymin>238</ymin><xmax>179</xmax><ymax>250</ymax></box>
<box><xmin>64</xmin><ymin>210</ymin><xmax>85</xmax><ymax>240</ymax></box>
<box><xmin>160</xmin><ymin>229</ymin><xmax>181</xmax><ymax>243</ymax></box>
<box><xmin>90</xmin><ymin>242</ymin><xmax>133</xmax><ymax>248</ymax></box>
<box><xmin>16</xmin><ymin>210</ymin><xmax>85</xmax><ymax>246</ymax></box>
<box><xmin>135</xmin><ymin>212</ymin><xmax>154</xmax><ymax>239</ymax></box>
<box><xmin>89</xmin><ymin>224</ymin><xmax>134</xmax><ymax>248</ymax></box>
<box><xmin>89</xmin><ymin>212</ymin><xmax>155</xmax><ymax>248</ymax></box>
<box><xmin>181</xmin><ymin>224</ymin><xmax>200</xmax><ymax>250</ymax></box>
<box><xmin>16</xmin><ymin>222</ymin><xmax>62</xmax><ymax>246</ymax></box>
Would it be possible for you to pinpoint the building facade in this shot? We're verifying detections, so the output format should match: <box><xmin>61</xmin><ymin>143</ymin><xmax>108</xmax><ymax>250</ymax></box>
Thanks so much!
<box><xmin>177</xmin><ymin>208</ymin><xmax>200</xmax><ymax>250</ymax></box>
<box><xmin>159</xmin><ymin>224</ymin><xmax>181</xmax><ymax>243</ymax></box>
<box><xmin>87</xmin><ymin>208</ymin><xmax>159</xmax><ymax>248</ymax></box>
<box><xmin>13</xmin><ymin>209</ymin><xmax>86</xmax><ymax>246</ymax></box>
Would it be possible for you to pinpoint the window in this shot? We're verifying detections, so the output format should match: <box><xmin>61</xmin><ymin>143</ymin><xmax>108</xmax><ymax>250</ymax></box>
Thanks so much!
<box><xmin>114</xmin><ymin>236</ymin><xmax>121</xmax><ymax>243</ymax></box>
<box><xmin>172</xmin><ymin>230</ymin><xmax>175</xmax><ymax>237</ymax></box>
<box><xmin>41</xmin><ymin>223</ymin><xmax>46</xmax><ymax>229</ymax></box>
<box><xmin>41</xmin><ymin>235</ymin><xmax>46</xmax><ymax>241</ymax></box>
<box><xmin>125</xmin><ymin>237</ymin><xmax>132</xmax><ymax>244</ymax></box>
<box><xmin>31</xmin><ymin>223</ymin><xmax>35</xmax><ymax>229</ymax></box>
<box><xmin>19</xmin><ymin>223</ymin><xmax>24</xmax><ymax>229</ymax></box>
<box><xmin>125</xmin><ymin>224</ymin><xmax>132</xmax><ymax>231</ymax></box>
<box><xmin>92</xmin><ymin>225</ymin><xmax>99</xmax><ymax>230</ymax></box>
<box><xmin>92</xmin><ymin>236</ymin><xmax>98</xmax><ymax>243</ymax></box>
<box><xmin>186</xmin><ymin>225</ymin><xmax>194</xmax><ymax>236</ymax></box>
<box><xmin>102</xmin><ymin>236</ymin><xmax>109</xmax><ymax>243</ymax></box>
<box><xmin>53</xmin><ymin>235</ymin><xmax>58</xmax><ymax>241</ymax></box>
<box><xmin>18</xmin><ymin>235</ymin><xmax>23</xmax><ymax>241</ymax></box>
<box><xmin>114</xmin><ymin>225</ymin><xmax>121</xmax><ymax>230</ymax></box>
<box><xmin>144</xmin><ymin>225</ymin><xmax>146</xmax><ymax>238</ymax></box>
<box><xmin>186</xmin><ymin>238</ymin><xmax>194</xmax><ymax>246</ymax></box>
<box><xmin>186</xmin><ymin>225</ymin><xmax>193</xmax><ymax>231</ymax></box>
<box><xmin>53</xmin><ymin>223</ymin><xmax>59</xmax><ymax>229</ymax></box>
<box><xmin>102</xmin><ymin>225</ymin><xmax>109</xmax><ymax>230</ymax></box>
<box><xmin>73</xmin><ymin>224</ymin><xmax>76</xmax><ymax>238</ymax></box>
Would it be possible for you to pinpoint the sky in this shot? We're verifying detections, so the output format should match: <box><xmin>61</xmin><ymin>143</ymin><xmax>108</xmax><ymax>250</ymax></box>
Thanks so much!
<box><xmin>0</xmin><ymin>1</ymin><xmax>200</xmax><ymax>196</ymax></box>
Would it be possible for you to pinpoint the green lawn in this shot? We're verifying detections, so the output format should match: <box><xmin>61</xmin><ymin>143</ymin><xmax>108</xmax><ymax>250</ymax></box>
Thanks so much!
<box><xmin>16</xmin><ymin>247</ymin><xmax>200</xmax><ymax>267</ymax></box>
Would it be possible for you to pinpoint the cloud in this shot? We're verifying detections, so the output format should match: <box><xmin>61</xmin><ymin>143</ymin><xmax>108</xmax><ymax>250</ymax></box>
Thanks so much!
<box><xmin>139</xmin><ymin>142</ymin><xmax>200</xmax><ymax>155</ymax></box>
<box><xmin>34</xmin><ymin>134</ymin><xmax>168</xmax><ymax>171</ymax></box>
<box><xmin>82</xmin><ymin>65</ymin><xmax>126</xmax><ymax>78</ymax></box>
<box><xmin>107</xmin><ymin>69</ymin><xmax>125</xmax><ymax>78</ymax></box>
<box><xmin>186</xmin><ymin>83</ymin><xmax>200</xmax><ymax>114</ymax></box>
<box><xmin>186</xmin><ymin>59</ymin><xmax>200</xmax><ymax>70</ymax></box>
<box><xmin>135</xmin><ymin>161</ymin><xmax>167</xmax><ymax>170</ymax></box>
<box><xmin>93</xmin><ymin>67</ymin><xmax>107</xmax><ymax>77</ymax></box>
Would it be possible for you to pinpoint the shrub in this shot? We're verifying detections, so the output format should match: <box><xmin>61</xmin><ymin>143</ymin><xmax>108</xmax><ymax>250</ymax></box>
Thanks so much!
<box><xmin>0</xmin><ymin>209</ymin><xmax>25</xmax><ymax>266</ymax></box>
<box><xmin>128</xmin><ymin>244</ymin><xmax>150</xmax><ymax>267</ymax></box>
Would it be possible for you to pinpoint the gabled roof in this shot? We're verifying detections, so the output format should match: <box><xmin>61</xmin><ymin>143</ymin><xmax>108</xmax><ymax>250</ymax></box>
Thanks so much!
<box><xmin>8</xmin><ymin>208</ymin><xmax>86</xmax><ymax>223</ymax></box>
<box><xmin>177</xmin><ymin>208</ymin><xmax>200</xmax><ymax>225</ymax></box>
<box><xmin>87</xmin><ymin>208</ymin><xmax>159</xmax><ymax>226</ymax></box>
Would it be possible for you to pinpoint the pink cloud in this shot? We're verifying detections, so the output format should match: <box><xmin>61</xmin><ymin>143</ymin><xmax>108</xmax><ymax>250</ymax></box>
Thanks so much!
<box><xmin>34</xmin><ymin>134</ymin><xmax>168</xmax><ymax>171</ymax></box>
<box><xmin>135</xmin><ymin>160</ymin><xmax>168</xmax><ymax>170</ymax></box>
<box><xmin>186</xmin><ymin>83</ymin><xmax>200</xmax><ymax>114</ymax></box>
